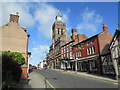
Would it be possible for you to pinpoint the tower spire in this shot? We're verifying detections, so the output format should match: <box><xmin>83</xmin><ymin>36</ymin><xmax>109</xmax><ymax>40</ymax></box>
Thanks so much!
<box><xmin>55</xmin><ymin>10</ymin><xmax>62</xmax><ymax>21</ymax></box>
<box><xmin>57</xmin><ymin>10</ymin><xmax>62</xmax><ymax>17</ymax></box>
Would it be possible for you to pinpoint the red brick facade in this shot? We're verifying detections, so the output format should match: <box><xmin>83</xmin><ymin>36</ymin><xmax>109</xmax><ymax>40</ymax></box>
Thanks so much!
<box><xmin>72</xmin><ymin>24</ymin><xmax>113</xmax><ymax>74</ymax></box>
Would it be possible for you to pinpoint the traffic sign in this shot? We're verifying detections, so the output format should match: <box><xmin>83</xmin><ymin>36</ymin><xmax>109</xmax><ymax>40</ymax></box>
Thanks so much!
<box><xmin>76</xmin><ymin>58</ymin><xmax>78</xmax><ymax>61</ymax></box>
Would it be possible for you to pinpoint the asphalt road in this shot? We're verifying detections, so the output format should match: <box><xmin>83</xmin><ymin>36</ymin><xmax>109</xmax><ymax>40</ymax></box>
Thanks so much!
<box><xmin>33</xmin><ymin>69</ymin><xmax>118</xmax><ymax>89</ymax></box>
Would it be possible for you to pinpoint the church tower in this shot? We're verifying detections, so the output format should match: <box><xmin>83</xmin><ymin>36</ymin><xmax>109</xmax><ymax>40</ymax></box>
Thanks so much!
<box><xmin>52</xmin><ymin>10</ymin><xmax>67</xmax><ymax>46</ymax></box>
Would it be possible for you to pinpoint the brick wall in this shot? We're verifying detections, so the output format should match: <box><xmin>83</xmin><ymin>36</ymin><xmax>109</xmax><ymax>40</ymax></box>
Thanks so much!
<box><xmin>98</xmin><ymin>31</ymin><xmax>113</xmax><ymax>55</ymax></box>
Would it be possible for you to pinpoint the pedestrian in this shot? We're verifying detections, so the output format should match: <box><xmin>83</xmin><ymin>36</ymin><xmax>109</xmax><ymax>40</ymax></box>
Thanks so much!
<box><xmin>44</xmin><ymin>64</ymin><xmax>47</xmax><ymax>70</ymax></box>
<box><xmin>65</xmin><ymin>61</ymin><xmax>67</xmax><ymax>71</ymax></box>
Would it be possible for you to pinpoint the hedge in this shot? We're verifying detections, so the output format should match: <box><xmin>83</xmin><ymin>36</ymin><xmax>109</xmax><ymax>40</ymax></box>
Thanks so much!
<box><xmin>2</xmin><ymin>51</ymin><xmax>25</xmax><ymax>89</ymax></box>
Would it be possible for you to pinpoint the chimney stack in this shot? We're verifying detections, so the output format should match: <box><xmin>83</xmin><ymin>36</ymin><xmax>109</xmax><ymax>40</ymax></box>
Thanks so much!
<box><xmin>103</xmin><ymin>24</ymin><xmax>108</xmax><ymax>32</ymax></box>
<box><xmin>72</xmin><ymin>29</ymin><xmax>77</xmax><ymax>40</ymax></box>
<box><xmin>10</xmin><ymin>12</ymin><xmax>19</xmax><ymax>23</ymax></box>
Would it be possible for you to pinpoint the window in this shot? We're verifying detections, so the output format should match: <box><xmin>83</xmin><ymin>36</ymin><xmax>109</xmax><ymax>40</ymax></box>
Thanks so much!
<box><xmin>61</xmin><ymin>29</ymin><xmax>63</xmax><ymax>35</ymax></box>
<box><xmin>61</xmin><ymin>48</ymin><xmax>63</xmax><ymax>54</ymax></box>
<box><xmin>58</xmin><ymin>28</ymin><xmax>59</xmax><ymax>34</ymax></box>
<box><xmin>90</xmin><ymin>60</ymin><xmax>96</xmax><ymax>69</ymax></box>
<box><xmin>76</xmin><ymin>50</ymin><xmax>82</xmax><ymax>57</ymax></box>
<box><xmin>70</xmin><ymin>51</ymin><xmax>72</xmax><ymax>57</ymax></box>
<box><xmin>63</xmin><ymin>46</ymin><xmax>66</xmax><ymax>57</ymax></box>
<box><xmin>87</xmin><ymin>42</ymin><xmax>90</xmax><ymax>45</ymax></box>
<box><xmin>87</xmin><ymin>46</ymin><xmax>95</xmax><ymax>55</ymax></box>
<box><xmin>67</xmin><ymin>52</ymin><xmax>69</xmax><ymax>57</ymax></box>
<box><xmin>67</xmin><ymin>45</ymin><xmax>69</xmax><ymax>52</ymax></box>
<box><xmin>70</xmin><ymin>45</ymin><xmax>72</xmax><ymax>52</ymax></box>
<box><xmin>92</xmin><ymin>40</ymin><xmax>94</xmax><ymax>43</ymax></box>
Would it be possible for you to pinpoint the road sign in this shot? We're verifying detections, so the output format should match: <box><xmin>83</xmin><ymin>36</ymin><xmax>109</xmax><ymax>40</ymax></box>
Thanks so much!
<box><xmin>76</xmin><ymin>58</ymin><xmax>78</xmax><ymax>61</ymax></box>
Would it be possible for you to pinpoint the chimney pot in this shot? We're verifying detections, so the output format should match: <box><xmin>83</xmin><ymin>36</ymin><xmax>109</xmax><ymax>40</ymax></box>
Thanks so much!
<box><xmin>72</xmin><ymin>29</ymin><xmax>77</xmax><ymax>40</ymax></box>
<box><xmin>103</xmin><ymin>24</ymin><xmax>108</xmax><ymax>32</ymax></box>
<box><xmin>16</xmin><ymin>12</ymin><xmax>19</xmax><ymax>15</ymax></box>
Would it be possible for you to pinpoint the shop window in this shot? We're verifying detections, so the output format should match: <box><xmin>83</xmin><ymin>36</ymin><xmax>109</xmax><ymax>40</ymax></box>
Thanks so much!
<box><xmin>90</xmin><ymin>61</ymin><xmax>96</xmax><ymax>69</ymax></box>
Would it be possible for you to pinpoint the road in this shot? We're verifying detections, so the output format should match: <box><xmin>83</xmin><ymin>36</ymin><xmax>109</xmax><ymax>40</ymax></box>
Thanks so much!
<box><xmin>33</xmin><ymin>69</ymin><xmax>118</xmax><ymax>89</ymax></box>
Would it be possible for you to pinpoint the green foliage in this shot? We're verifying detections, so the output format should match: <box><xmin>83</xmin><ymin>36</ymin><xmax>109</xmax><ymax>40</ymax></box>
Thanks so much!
<box><xmin>64</xmin><ymin>57</ymin><xmax>70</xmax><ymax>60</ymax></box>
<box><xmin>2</xmin><ymin>51</ymin><xmax>23</xmax><ymax>89</ymax></box>
<box><xmin>56</xmin><ymin>60</ymin><xmax>60</xmax><ymax>63</ymax></box>
<box><xmin>2</xmin><ymin>51</ymin><xmax>25</xmax><ymax>65</ymax></box>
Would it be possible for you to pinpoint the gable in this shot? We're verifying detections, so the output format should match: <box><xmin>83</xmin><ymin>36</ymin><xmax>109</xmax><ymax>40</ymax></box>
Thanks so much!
<box><xmin>2</xmin><ymin>21</ymin><xmax>28</xmax><ymax>39</ymax></box>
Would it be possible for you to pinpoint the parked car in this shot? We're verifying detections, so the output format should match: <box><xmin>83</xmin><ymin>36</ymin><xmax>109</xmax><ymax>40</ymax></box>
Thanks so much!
<box><xmin>29</xmin><ymin>66</ymin><xmax>37</xmax><ymax>69</ymax></box>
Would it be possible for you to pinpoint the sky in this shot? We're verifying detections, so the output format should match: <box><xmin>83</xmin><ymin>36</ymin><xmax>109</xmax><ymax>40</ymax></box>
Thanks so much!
<box><xmin>1</xmin><ymin>2</ymin><xmax>118</xmax><ymax>66</ymax></box>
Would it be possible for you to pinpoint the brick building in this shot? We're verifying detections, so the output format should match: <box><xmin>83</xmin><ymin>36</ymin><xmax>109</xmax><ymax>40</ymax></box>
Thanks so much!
<box><xmin>60</xmin><ymin>29</ymin><xmax>88</xmax><ymax>70</ymax></box>
<box><xmin>73</xmin><ymin>24</ymin><xmax>115</xmax><ymax>75</ymax></box>
<box><xmin>60</xmin><ymin>40</ymin><xmax>74</xmax><ymax>70</ymax></box>
<box><xmin>0</xmin><ymin>12</ymin><xmax>30</xmax><ymax>79</ymax></box>
<box><xmin>48</xmin><ymin>11</ymin><xmax>71</xmax><ymax>69</ymax></box>
<box><xmin>47</xmin><ymin>11</ymin><xmax>115</xmax><ymax>76</ymax></box>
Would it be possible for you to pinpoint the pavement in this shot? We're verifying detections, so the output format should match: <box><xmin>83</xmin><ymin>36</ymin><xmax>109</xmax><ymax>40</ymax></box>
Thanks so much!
<box><xmin>51</xmin><ymin>69</ymin><xmax>119</xmax><ymax>83</ymax></box>
<box><xmin>14</xmin><ymin>71</ymin><xmax>53</xmax><ymax>89</ymax></box>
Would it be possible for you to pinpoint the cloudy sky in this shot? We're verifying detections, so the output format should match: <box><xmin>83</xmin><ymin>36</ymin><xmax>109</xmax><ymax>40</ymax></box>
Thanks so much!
<box><xmin>1</xmin><ymin>2</ymin><xmax>118</xmax><ymax>66</ymax></box>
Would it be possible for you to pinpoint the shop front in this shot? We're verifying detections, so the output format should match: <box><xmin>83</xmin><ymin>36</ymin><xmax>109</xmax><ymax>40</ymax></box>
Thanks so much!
<box><xmin>77</xmin><ymin>56</ymin><xmax>98</xmax><ymax>73</ymax></box>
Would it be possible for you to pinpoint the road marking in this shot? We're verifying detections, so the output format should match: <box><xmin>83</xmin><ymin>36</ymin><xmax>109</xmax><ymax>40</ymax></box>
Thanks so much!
<box><xmin>38</xmin><ymin>72</ymin><xmax>56</xmax><ymax>90</ymax></box>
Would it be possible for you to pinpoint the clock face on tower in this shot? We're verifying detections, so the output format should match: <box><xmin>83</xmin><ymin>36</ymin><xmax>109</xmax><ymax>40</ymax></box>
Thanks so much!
<box><xmin>57</xmin><ymin>16</ymin><xmax>62</xmax><ymax>21</ymax></box>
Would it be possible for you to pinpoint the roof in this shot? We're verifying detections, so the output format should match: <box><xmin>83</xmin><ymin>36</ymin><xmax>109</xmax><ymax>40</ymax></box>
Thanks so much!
<box><xmin>61</xmin><ymin>40</ymin><xmax>75</xmax><ymax>47</ymax></box>
<box><xmin>1</xmin><ymin>21</ymin><xmax>29</xmax><ymax>37</ymax></box>
<box><xmin>73</xmin><ymin>30</ymin><xmax>109</xmax><ymax>47</ymax></box>
<box><xmin>73</xmin><ymin>34</ymin><xmax>98</xmax><ymax>47</ymax></box>
<box><xmin>109</xmin><ymin>28</ymin><xmax>120</xmax><ymax>48</ymax></box>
